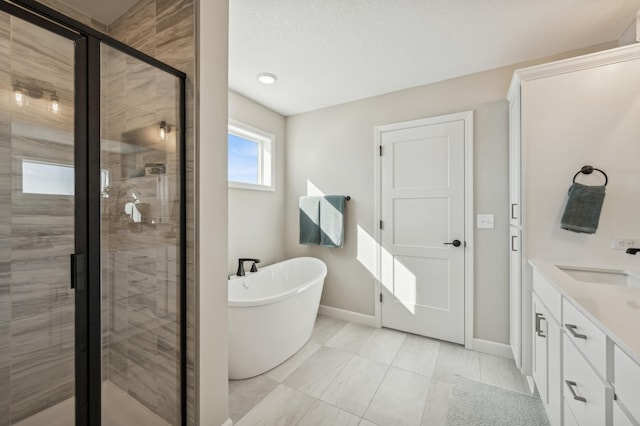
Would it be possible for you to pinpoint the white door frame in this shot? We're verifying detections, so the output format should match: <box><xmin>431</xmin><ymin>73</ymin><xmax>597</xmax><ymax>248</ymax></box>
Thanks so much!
<box><xmin>373</xmin><ymin>111</ymin><xmax>475</xmax><ymax>349</ymax></box>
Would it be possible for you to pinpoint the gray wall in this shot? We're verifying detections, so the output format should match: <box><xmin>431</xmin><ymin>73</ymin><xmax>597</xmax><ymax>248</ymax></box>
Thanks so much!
<box><xmin>197</xmin><ymin>0</ymin><xmax>230</xmax><ymax>424</ymax></box>
<box><xmin>228</xmin><ymin>91</ymin><xmax>286</xmax><ymax>274</ymax></box>
<box><xmin>284</xmin><ymin>42</ymin><xmax>617</xmax><ymax>345</ymax></box>
<box><xmin>523</xmin><ymin>56</ymin><xmax>640</xmax><ymax>265</ymax></box>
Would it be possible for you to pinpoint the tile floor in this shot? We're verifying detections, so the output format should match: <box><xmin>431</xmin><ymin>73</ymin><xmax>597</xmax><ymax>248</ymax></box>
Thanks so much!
<box><xmin>229</xmin><ymin>315</ymin><xmax>529</xmax><ymax>426</ymax></box>
<box><xmin>14</xmin><ymin>381</ymin><xmax>170</xmax><ymax>426</ymax></box>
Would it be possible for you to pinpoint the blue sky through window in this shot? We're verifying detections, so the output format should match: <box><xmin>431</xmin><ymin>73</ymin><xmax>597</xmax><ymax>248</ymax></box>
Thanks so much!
<box><xmin>228</xmin><ymin>133</ymin><xmax>259</xmax><ymax>184</ymax></box>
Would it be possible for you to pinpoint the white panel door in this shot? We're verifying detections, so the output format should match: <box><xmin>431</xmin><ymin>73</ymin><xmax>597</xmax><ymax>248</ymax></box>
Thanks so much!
<box><xmin>380</xmin><ymin>118</ymin><xmax>466</xmax><ymax>344</ymax></box>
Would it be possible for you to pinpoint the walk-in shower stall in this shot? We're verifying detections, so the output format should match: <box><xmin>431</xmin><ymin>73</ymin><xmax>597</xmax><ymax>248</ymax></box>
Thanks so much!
<box><xmin>0</xmin><ymin>1</ymin><xmax>186</xmax><ymax>425</ymax></box>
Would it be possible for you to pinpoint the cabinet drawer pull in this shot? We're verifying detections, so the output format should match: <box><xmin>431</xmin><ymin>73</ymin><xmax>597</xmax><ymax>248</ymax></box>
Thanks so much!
<box><xmin>565</xmin><ymin>380</ymin><xmax>587</xmax><ymax>403</ymax></box>
<box><xmin>565</xmin><ymin>324</ymin><xmax>587</xmax><ymax>339</ymax></box>
<box><xmin>511</xmin><ymin>203</ymin><xmax>517</xmax><ymax>220</ymax></box>
<box><xmin>511</xmin><ymin>235</ymin><xmax>518</xmax><ymax>252</ymax></box>
<box><xmin>535</xmin><ymin>313</ymin><xmax>546</xmax><ymax>338</ymax></box>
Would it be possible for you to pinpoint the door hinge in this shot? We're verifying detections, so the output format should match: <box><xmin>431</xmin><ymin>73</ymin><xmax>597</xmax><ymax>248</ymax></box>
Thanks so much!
<box><xmin>380</xmin><ymin>293</ymin><xmax>383</xmax><ymax>303</ymax></box>
<box><xmin>379</xmin><ymin>145</ymin><xmax>383</xmax><ymax>156</ymax></box>
<box><xmin>379</xmin><ymin>220</ymin><xmax>384</xmax><ymax>230</ymax></box>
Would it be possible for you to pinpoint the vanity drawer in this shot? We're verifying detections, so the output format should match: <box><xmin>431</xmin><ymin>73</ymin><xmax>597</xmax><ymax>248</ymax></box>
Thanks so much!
<box><xmin>564</xmin><ymin>400</ymin><xmax>579</xmax><ymax>426</ymax></box>
<box><xmin>563</xmin><ymin>299</ymin><xmax>607</xmax><ymax>378</ymax></box>
<box><xmin>563</xmin><ymin>338</ymin><xmax>612</xmax><ymax>426</ymax></box>
<box><xmin>614</xmin><ymin>346</ymin><xmax>640</xmax><ymax>422</ymax></box>
<box><xmin>533</xmin><ymin>269</ymin><xmax>561</xmax><ymax>321</ymax></box>
<box><xmin>613</xmin><ymin>400</ymin><xmax>636</xmax><ymax>426</ymax></box>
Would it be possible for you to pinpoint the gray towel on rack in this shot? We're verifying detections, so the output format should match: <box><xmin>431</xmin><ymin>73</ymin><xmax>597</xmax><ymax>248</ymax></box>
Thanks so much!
<box><xmin>560</xmin><ymin>183</ymin><xmax>606</xmax><ymax>234</ymax></box>
<box><xmin>299</xmin><ymin>196</ymin><xmax>321</xmax><ymax>245</ymax></box>
<box><xmin>320</xmin><ymin>195</ymin><xmax>346</xmax><ymax>248</ymax></box>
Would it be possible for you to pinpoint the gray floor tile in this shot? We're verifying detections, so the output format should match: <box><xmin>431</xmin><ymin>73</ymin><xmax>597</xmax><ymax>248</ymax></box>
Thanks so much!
<box><xmin>229</xmin><ymin>375</ymin><xmax>279</xmax><ymax>423</ymax></box>
<box><xmin>227</xmin><ymin>316</ymin><xmax>528</xmax><ymax>426</ymax></box>
<box><xmin>421</xmin><ymin>379</ymin><xmax>452</xmax><ymax>426</ymax></box>
<box><xmin>310</xmin><ymin>314</ymin><xmax>348</xmax><ymax>345</ymax></box>
<box><xmin>264</xmin><ymin>341</ymin><xmax>321</xmax><ymax>383</ymax></box>
<box><xmin>479</xmin><ymin>352</ymin><xmax>529</xmax><ymax>393</ymax></box>
<box><xmin>326</xmin><ymin>322</ymin><xmax>375</xmax><ymax>354</ymax></box>
<box><xmin>298</xmin><ymin>400</ymin><xmax>361</xmax><ymax>426</ymax></box>
<box><xmin>364</xmin><ymin>367</ymin><xmax>430</xmax><ymax>426</ymax></box>
<box><xmin>432</xmin><ymin>341</ymin><xmax>480</xmax><ymax>384</ymax></box>
<box><xmin>357</xmin><ymin>327</ymin><xmax>406</xmax><ymax>365</ymax></box>
<box><xmin>320</xmin><ymin>355</ymin><xmax>388</xmax><ymax>416</ymax></box>
<box><xmin>283</xmin><ymin>346</ymin><xmax>352</xmax><ymax>397</ymax></box>
<box><xmin>391</xmin><ymin>333</ymin><xmax>440</xmax><ymax>377</ymax></box>
<box><xmin>235</xmin><ymin>384</ymin><xmax>315</xmax><ymax>426</ymax></box>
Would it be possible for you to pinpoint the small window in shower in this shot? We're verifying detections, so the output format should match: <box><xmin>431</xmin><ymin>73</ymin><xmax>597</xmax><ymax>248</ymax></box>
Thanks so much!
<box><xmin>228</xmin><ymin>120</ymin><xmax>274</xmax><ymax>191</ymax></box>
<box><xmin>22</xmin><ymin>159</ymin><xmax>74</xmax><ymax>195</ymax></box>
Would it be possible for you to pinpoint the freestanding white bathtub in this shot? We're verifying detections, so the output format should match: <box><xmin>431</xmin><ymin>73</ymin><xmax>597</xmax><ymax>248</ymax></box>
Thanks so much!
<box><xmin>228</xmin><ymin>257</ymin><xmax>327</xmax><ymax>380</ymax></box>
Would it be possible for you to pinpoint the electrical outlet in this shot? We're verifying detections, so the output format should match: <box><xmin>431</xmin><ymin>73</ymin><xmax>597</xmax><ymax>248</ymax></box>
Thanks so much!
<box><xmin>611</xmin><ymin>237</ymin><xmax>637</xmax><ymax>250</ymax></box>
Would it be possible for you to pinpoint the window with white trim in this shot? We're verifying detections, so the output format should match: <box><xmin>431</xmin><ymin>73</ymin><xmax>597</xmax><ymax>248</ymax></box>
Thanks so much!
<box><xmin>22</xmin><ymin>160</ymin><xmax>74</xmax><ymax>195</ymax></box>
<box><xmin>228</xmin><ymin>120</ymin><xmax>274</xmax><ymax>191</ymax></box>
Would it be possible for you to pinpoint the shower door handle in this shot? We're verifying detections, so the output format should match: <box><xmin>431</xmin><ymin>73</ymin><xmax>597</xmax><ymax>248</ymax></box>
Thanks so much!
<box><xmin>70</xmin><ymin>253</ymin><xmax>86</xmax><ymax>290</ymax></box>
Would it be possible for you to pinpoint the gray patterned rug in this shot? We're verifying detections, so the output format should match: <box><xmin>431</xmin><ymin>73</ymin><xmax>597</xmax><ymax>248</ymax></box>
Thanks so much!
<box><xmin>446</xmin><ymin>375</ymin><xmax>550</xmax><ymax>426</ymax></box>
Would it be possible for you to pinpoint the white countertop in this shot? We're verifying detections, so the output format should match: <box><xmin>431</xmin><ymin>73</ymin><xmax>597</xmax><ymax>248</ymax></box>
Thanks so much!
<box><xmin>529</xmin><ymin>258</ymin><xmax>640</xmax><ymax>366</ymax></box>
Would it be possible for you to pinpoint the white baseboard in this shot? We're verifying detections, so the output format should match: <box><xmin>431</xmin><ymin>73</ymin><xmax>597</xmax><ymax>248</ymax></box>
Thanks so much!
<box><xmin>318</xmin><ymin>305</ymin><xmax>377</xmax><ymax>327</ymax></box>
<box><xmin>221</xmin><ymin>419</ymin><xmax>233</xmax><ymax>426</ymax></box>
<box><xmin>472</xmin><ymin>338</ymin><xmax>514</xmax><ymax>359</ymax></box>
<box><xmin>526</xmin><ymin>375</ymin><xmax>536</xmax><ymax>393</ymax></box>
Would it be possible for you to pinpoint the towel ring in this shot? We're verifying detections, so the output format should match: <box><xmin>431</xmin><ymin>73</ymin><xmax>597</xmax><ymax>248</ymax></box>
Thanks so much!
<box><xmin>572</xmin><ymin>165</ymin><xmax>608</xmax><ymax>186</ymax></box>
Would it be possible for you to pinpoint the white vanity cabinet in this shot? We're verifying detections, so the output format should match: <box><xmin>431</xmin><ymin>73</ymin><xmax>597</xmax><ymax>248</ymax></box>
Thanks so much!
<box><xmin>613</xmin><ymin>346</ymin><xmax>640</xmax><ymax>425</ymax></box>
<box><xmin>529</xmin><ymin>260</ymin><xmax>640</xmax><ymax>426</ymax></box>
<box><xmin>532</xmin><ymin>293</ymin><xmax>548</xmax><ymax>402</ymax></box>
<box><xmin>508</xmin><ymin>42</ymin><xmax>640</xmax><ymax>381</ymax></box>
<box><xmin>533</xmin><ymin>271</ymin><xmax>563</xmax><ymax>425</ymax></box>
<box><xmin>532</xmin><ymin>268</ymin><xmax>613</xmax><ymax>426</ymax></box>
<box><xmin>509</xmin><ymin>85</ymin><xmax>528</xmax><ymax>372</ymax></box>
<box><xmin>613</xmin><ymin>401</ymin><xmax>635</xmax><ymax>426</ymax></box>
<box><xmin>563</xmin><ymin>336</ymin><xmax>612</xmax><ymax>426</ymax></box>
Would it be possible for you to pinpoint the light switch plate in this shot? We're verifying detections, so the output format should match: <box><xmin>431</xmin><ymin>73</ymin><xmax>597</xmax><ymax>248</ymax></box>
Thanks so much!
<box><xmin>477</xmin><ymin>214</ymin><xmax>494</xmax><ymax>229</ymax></box>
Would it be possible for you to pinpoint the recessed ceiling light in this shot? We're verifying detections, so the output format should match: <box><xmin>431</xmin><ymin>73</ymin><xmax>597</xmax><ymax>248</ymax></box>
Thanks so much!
<box><xmin>257</xmin><ymin>72</ymin><xmax>277</xmax><ymax>85</ymax></box>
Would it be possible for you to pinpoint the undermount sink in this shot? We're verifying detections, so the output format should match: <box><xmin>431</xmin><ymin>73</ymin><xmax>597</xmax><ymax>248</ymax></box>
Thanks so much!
<box><xmin>557</xmin><ymin>265</ymin><xmax>640</xmax><ymax>288</ymax></box>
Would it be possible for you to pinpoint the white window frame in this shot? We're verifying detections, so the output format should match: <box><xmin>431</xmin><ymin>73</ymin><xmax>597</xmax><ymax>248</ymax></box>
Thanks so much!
<box><xmin>21</xmin><ymin>159</ymin><xmax>74</xmax><ymax>196</ymax></box>
<box><xmin>228</xmin><ymin>119</ymin><xmax>275</xmax><ymax>192</ymax></box>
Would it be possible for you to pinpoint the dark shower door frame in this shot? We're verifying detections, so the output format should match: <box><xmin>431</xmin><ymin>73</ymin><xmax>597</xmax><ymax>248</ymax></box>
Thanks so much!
<box><xmin>0</xmin><ymin>2</ymin><xmax>188</xmax><ymax>425</ymax></box>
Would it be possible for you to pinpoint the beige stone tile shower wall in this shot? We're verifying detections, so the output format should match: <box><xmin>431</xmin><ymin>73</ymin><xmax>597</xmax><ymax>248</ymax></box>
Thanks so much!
<box><xmin>100</xmin><ymin>43</ymin><xmax>182</xmax><ymax>420</ymax></box>
<box><xmin>0</xmin><ymin>1</ymin><xmax>196</xmax><ymax>425</ymax></box>
<box><xmin>0</xmin><ymin>12</ymin><xmax>76</xmax><ymax>424</ymax></box>
<box><xmin>108</xmin><ymin>1</ymin><xmax>196</xmax><ymax>423</ymax></box>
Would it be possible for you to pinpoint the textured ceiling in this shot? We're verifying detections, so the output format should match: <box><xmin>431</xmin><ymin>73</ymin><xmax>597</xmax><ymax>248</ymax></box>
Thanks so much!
<box><xmin>230</xmin><ymin>0</ymin><xmax>640</xmax><ymax>116</ymax></box>
<box><xmin>59</xmin><ymin>0</ymin><xmax>138</xmax><ymax>24</ymax></box>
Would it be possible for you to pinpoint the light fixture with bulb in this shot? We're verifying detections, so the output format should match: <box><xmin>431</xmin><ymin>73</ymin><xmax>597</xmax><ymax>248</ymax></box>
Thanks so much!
<box><xmin>48</xmin><ymin>91</ymin><xmax>60</xmax><ymax>115</ymax></box>
<box><xmin>13</xmin><ymin>81</ymin><xmax>61</xmax><ymax>114</ymax></box>
<box><xmin>13</xmin><ymin>86</ymin><xmax>28</xmax><ymax>108</ymax></box>
<box><xmin>159</xmin><ymin>120</ymin><xmax>170</xmax><ymax>141</ymax></box>
<box><xmin>257</xmin><ymin>72</ymin><xmax>277</xmax><ymax>85</ymax></box>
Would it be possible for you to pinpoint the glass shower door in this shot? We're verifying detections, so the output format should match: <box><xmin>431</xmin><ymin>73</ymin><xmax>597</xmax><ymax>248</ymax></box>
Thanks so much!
<box><xmin>0</xmin><ymin>10</ymin><xmax>77</xmax><ymax>426</ymax></box>
<box><xmin>100</xmin><ymin>44</ymin><xmax>183</xmax><ymax>425</ymax></box>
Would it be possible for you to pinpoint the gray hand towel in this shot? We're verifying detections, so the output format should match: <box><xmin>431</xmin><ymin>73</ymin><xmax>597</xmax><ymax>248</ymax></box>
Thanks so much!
<box><xmin>560</xmin><ymin>183</ymin><xmax>606</xmax><ymax>234</ymax></box>
<box><xmin>320</xmin><ymin>195</ymin><xmax>346</xmax><ymax>248</ymax></box>
<box><xmin>299</xmin><ymin>196</ymin><xmax>321</xmax><ymax>245</ymax></box>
